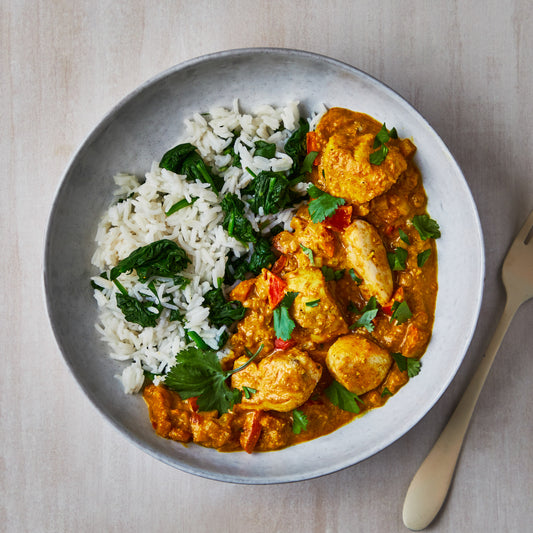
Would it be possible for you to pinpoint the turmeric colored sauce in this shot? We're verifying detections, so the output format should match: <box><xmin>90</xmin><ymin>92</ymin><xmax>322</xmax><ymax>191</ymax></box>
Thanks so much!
<box><xmin>144</xmin><ymin>107</ymin><xmax>438</xmax><ymax>453</ymax></box>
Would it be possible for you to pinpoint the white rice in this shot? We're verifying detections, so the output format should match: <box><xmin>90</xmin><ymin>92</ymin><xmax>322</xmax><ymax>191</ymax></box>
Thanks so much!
<box><xmin>91</xmin><ymin>100</ymin><xmax>326</xmax><ymax>394</ymax></box>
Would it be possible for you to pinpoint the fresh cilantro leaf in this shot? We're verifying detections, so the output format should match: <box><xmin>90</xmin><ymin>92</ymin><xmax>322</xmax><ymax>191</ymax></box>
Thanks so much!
<box><xmin>392</xmin><ymin>352</ymin><xmax>421</xmax><ymax>377</ymax></box>
<box><xmin>321</xmin><ymin>266</ymin><xmax>345</xmax><ymax>281</ymax></box>
<box><xmin>412</xmin><ymin>214</ymin><xmax>441</xmax><ymax>240</ymax></box>
<box><xmin>381</xmin><ymin>387</ymin><xmax>392</xmax><ymax>398</ymax></box>
<box><xmin>347</xmin><ymin>301</ymin><xmax>359</xmax><ymax>313</ymax></box>
<box><xmin>292</xmin><ymin>409</ymin><xmax>309</xmax><ymax>434</ymax></box>
<box><xmin>254</xmin><ymin>140</ymin><xmax>277</xmax><ymax>159</ymax></box>
<box><xmin>369</xmin><ymin>144</ymin><xmax>389</xmax><ymax>165</ymax></box>
<box><xmin>398</xmin><ymin>228</ymin><xmax>410</xmax><ymax>244</ymax></box>
<box><xmin>273</xmin><ymin>291</ymin><xmax>299</xmax><ymax>340</ymax></box>
<box><xmin>417</xmin><ymin>249</ymin><xmax>432</xmax><ymax>267</ymax></box>
<box><xmin>387</xmin><ymin>247</ymin><xmax>408</xmax><ymax>271</ymax></box>
<box><xmin>390</xmin><ymin>300</ymin><xmax>412</xmax><ymax>324</ymax></box>
<box><xmin>203</xmin><ymin>286</ymin><xmax>246</xmax><ymax>327</ymax></box>
<box><xmin>325</xmin><ymin>380</ymin><xmax>364</xmax><ymax>414</ymax></box>
<box><xmin>165</xmin><ymin>197</ymin><xmax>197</xmax><ymax>216</ymax></box>
<box><xmin>300</xmin><ymin>244</ymin><xmax>315</xmax><ymax>265</ymax></box>
<box><xmin>165</xmin><ymin>345</ymin><xmax>263</xmax><ymax>414</ymax></box>
<box><xmin>349</xmin><ymin>268</ymin><xmax>363</xmax><ymax>285</ymax></box>
<box><xmin>370</xmin><ymin>123</ymin><xmax>398</xmax><ymax>165</ymax></box>
<box><xmin>110</xmin><ymin>239</ymin><xmax>191</xmax><ymax>282</ymax></box>
<box><xmin>221</xmin><ymin>193</ymin><xmax>258</xmax><ymax>244</ymax></box>
<box><xmin>115</xmin><ymin>293</ymin><xmax>159</xmax><ymax>327</ymax></box>
<box><xmin>243</xmin><ymin>386</ymin><xmax>257</xmax><ymax>399</ymax></box>
<box><xmin>306</xmin><ymin>299</ymin><xmax>321</xmax><ymax>307</ymax></box>
<box><xmin>350</xmin><ymin>296</ymin><xmax>379</xmax><ymax>332</ymax></box>
<box><xmin>308</xmin><ymin>185</ymin><xmax>346</xmax><ymax>223</ymax></box>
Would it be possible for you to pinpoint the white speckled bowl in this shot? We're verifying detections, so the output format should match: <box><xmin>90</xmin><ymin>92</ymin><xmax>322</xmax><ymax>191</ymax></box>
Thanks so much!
<box><xmin>44</xmin><ymin>48</ymin><xmax>484</xmax><ymax>484</ymax></box>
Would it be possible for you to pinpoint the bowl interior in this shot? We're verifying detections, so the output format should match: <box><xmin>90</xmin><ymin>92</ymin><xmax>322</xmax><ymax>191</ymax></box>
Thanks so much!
<box><xmin>44</xmin><ymin>49</ymin><xmax>484</xmax><ymax>483</ymax></box>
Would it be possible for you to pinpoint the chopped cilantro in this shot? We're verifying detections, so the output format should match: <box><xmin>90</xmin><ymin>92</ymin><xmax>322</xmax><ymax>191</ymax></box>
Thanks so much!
<box><xmin>387</xmin><ymin>247</ymin><xmax>408</xmax><ymax>271</ymax></box>
<box><xmin>308</xmin><ymin>185</ymin><xmax>346</xmax><ymax>223</ymax></box>
<box><xmin>349</xmin><ymin>268</ymin><xmax>363</xmax><ymax>285</ymax></box>
<box><xmin>292</xmin><ymin>409</ymin><xmax>309</xmax><ymax>434</ymax></box>
<box><xmin>412</xmin><ymin>214</ymin><xmax>441</xmax><ymax>240</ymax></box>
<box><xmin>417</xmin><ymin>249</ymin><xmax>432</xmax><ymax>267</ymax></box>
<box><xmin>398</xmin><ymin>228</ymin><xmax>410</xmax><ymax>244</ymax></box>
<box><xmin>390</xmin><ymin>300</ymin><xmax>412</xmax><ymax>324</ymax></box>
<box><xmin>370</xmin><ymin>123</ymin><xmax>398</xmax><ymax>165</ymax></box>
<box><xmin>321</xmin><ymin>265</ymin><xmax>344</xmax><ymax>281</ymax></box>
<box><xmin>305</xmin><ymin>299</ymin><xmax>321</xmax><ymax>307</ymax></box>
<box><xmin>273</xmin><ymin>291</ymin><xmax>299</xmax><ymax>340</ymax></box>
<box><xmin>325</xmin><ymin>380</ymin><xmax>364</xmax><ymax>414</ymax></box>
<box><xmin>381</xmin><ymin>387</ymin><xmax>392</xmax><ymax>398</ymax></box>
<box><xmin>350</xmin><ymin>296</ymin><xmax>379</xmax><ymax>332</ymax></box>
<box><xmin>300</xmin><ymin>244</ymin><xmax>315</xmax><ymax>265</ymax></box>
<box><xmin>392</xmin><ymin>352</ymin><xmax>421</xmax><ymax>378</ymax></box>
<box><xmin>165</xmin><ymin>344</ymin><xmax>263</xmax><ymax>414</ymax></box>
<box><xmin>243</xmin><ymin>386</ymin><xmax>257</xmax><ymax>399</ymax></box>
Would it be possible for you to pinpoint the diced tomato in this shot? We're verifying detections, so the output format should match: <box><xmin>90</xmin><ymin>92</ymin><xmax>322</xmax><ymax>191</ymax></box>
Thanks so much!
<box><xmin>274</xmin><ymin>337</ymin><xmax>296</xmax><ymax>350</ymax></box>
<box><xmin>266</xmin><ymin>270</ymin><xmax>287</xmax><ymax>309</ymax></box>
<box><xmin>240</xmin><ymin>411</ymin><xmax>263</xmax><ymax>454</ymax></box>
<box><xmin>323</xmin><ymin>205</ymin><xmax>353</xmax><ymax>232</ymax></box>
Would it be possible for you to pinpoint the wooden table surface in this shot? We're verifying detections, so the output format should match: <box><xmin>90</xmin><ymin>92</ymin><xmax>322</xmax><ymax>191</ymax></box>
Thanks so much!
<box><xmin>2</xmin><ymin>1</ymin><xmax>532</xmax><ymax>531</ymax></box>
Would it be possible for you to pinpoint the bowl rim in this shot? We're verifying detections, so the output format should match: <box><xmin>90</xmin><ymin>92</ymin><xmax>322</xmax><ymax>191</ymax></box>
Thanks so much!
<box><xmin>43</xmin><ymin>47</ymin><xmax>485</xmax><ymax>484</ymax></box>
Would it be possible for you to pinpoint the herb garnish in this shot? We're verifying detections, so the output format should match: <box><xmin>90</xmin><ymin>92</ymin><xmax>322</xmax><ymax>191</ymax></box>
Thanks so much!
<box><xmin>392</xmin><ymin>352</ymin><xmax>421</xmax><ymax>377</ymax></box>
<box><xmin>417</xmin><ymin>249</ymin><xmax>432</xmax><ymax>267</ymax></box>
<box><xmin>273</xmin><ymin>291</ymin><xmax>299</xmax><ymax>340</ymax></box>
<box><xmin>300</xmin><ymin>244</ymin><xmax>315</xmax><ymax>265</ymax></box>
<box><xmin>243</xmin><ymin>386</ymin><xmax>257</xmax><ymax>399</ymax></box>
<box><xmin>325</xmin><ymin>380</ymin><xmax>364</xmax><ymax>414</ymax></box>
<box><xmin>305</xmin><ymin>299</ymin><xmax>321</xmax><ymax>307</ymax></box>
<box><xmin>390</xmin><ymin>300</ymin><xmax>412</xmax><ymax>324</ymax></box>
<box><xmin>321</xmin><ymin>265</ymin><xmax>345</xmax><ymax>282</ymax></box>
<box><xmin>369</xmin><ymin>123</ymin><xmax>398</xmax><ymax>165</ymax></box>
<box><xmin>292</xmin><ymin>409</ymin><xmax>309</xmax><ymax>434</ymax></box>
<box><xmin>308</xmin><ymin>185</ymin><xmax>346</xmax><ymax>223</ymax></box>
<box><xmin>350</xmin><ymin>296</ymin><xmax>379</xmax><ymax>332</ymax></box>
<box><xmin>398</xmin><ymin>228</ymin><xmax>410</xmax><ymax>244</ymax></box>
<box><xmin>165</xmin><ymin>344</ymin><xmax>264</xmax><ymax>414</ymax></box>
<box><xmin>412</xmin><ymin>214</ymin><xmax>441</xmax><ymax>240</ymax></box>
<box><xmin>387</xmin><ymin>247</ymin><xmax>408</xmax><ymax>271</ymax></box>
<box><xmin>349</xmin><ymin>268</ymin><xmax>363</xmax><ymax>285</ymax></box>
<box><xmin>381</xmin><ymin>387</ymin><xmax>392</xmax><ymax>398</ymax></box>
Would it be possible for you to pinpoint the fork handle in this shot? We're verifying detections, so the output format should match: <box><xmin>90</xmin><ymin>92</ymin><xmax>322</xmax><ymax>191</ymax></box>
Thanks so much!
<box><xmin>402</xmin><ymin>294</ymin><xmax>522</xmax><ymax>530</ymax></box>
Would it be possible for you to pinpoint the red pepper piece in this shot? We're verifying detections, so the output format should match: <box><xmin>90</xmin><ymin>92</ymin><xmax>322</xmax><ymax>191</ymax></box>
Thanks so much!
<box><xmin>240</xmin><ymin>411</ymin><xmax>263</xmax><ymax>454</ymax></box>
<box><xmin>323</xmin><ymin>205</ymin><xmax>353</xmax><ymax>232</ymax></box>
<box><xmin>266</xmin><ymin>270</ymin><xmax>287</xmax><ymax>309</ymax></box>
<box><xmin>274</xmin><ymin>337</ymin><xmax>296</xmax><ymax>350</ymax></box>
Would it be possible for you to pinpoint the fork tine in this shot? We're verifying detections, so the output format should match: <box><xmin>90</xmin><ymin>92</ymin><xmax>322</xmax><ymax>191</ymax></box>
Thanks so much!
<box><xmin>514</xmin><ymin>209</ymin><xmax>533</xmax><ymax>245</ymax></box>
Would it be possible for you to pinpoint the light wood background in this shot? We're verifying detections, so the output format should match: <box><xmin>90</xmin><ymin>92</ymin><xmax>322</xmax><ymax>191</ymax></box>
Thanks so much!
<box><xmin>2</xmin><ymin>1</ymin><xmax>532</xmax><ymax>532</ymax></box>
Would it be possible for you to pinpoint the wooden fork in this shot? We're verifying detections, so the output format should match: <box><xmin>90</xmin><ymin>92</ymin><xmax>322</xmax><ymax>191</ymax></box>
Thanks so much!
<box><xmin>402</xmin><ymin>209</ymin><xmax>533</xmax><ymax>530</ymax></box>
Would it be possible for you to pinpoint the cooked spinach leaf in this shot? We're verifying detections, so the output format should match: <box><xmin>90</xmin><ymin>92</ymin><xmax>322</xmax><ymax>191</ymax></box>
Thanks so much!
<box><xmin>110</xmin><ymin>239</ymin><xmax>191</xmax><ymax>282</ymax></box>
<box><xmin>220</xmin><ymin>193</ymin><xmax>258</xmax><ymax>244</ymax></box>
<box><xmin>203</xmin><ymin>286</ymin><xmax>246</xmax><ymax>327</ymax></box>
<box><xmin>116</xmin><ymin>293</ymin><xmax>159</xmax><ymax>327</ymax></box>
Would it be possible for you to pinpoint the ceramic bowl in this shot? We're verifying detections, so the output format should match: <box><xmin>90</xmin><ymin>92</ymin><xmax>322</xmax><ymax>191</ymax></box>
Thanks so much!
<box><xmin>44</xmin><ymin>48</ymin><xmax>484</xmax><ymax>483</ymax></box>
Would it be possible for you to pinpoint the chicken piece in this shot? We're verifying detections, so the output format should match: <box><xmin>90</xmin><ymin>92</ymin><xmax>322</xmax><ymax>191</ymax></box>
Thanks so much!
<box><xmin>340</xmin><ymin>219</ymin><xmax>393</xmax><ymax>305</ymax></box>
<box><xmin>326</xmin><ymin>333</ymin><xmax>392</xmax><ymax>395</ymax></box>
<box><xmin>284</xmin><ymin>267</ymin><xmax>349</xmax><ymax>343</ymax></box>
<box><xmin>314</xmin><ymin>108</ymin><xmax>408</xmax><ymax>205</ymax></box>
<box><xmin>231</xmin><ymin>348</ymin><xmax>322</xmax><ymax>412</ymax></box>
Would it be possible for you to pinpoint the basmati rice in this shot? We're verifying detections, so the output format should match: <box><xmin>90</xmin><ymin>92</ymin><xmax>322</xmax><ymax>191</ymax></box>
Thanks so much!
<box><xmin>91</xmin><ymin>100</ymin><xmax>326</xmax><ymax>394</ymax></box>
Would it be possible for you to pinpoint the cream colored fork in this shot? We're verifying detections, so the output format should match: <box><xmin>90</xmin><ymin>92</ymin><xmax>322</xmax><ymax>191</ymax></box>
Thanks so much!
<box><xmin>403</xmin><ymin>209</ymin><xmax>533</xmax><ymax>531</ymax></box>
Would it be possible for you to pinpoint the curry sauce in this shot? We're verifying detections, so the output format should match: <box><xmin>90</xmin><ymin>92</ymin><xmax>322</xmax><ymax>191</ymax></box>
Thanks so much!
<box><xmin>143</xmin><ymin>107</ymin><xmax>438</xmax><ymax>453</ymax></box>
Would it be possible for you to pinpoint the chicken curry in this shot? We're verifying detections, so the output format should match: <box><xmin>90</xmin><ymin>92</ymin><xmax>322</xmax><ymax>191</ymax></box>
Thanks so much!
<box><xmin>143</xmin><ymin>107</ymin><xmax>439</xmax><ymax>453</ymax></box>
